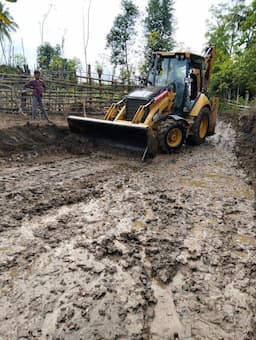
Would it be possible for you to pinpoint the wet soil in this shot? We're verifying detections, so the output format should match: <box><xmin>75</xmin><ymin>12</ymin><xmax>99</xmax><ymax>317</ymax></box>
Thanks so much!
<box><xmin>0</xmin><ymin>113</ymin><xmax>255</xmax><ymax>339</ymax></box>
<box><xmin>232</xmin><ymin>109</ymin><xmax>256</xmax><ymax>196</ymax></box>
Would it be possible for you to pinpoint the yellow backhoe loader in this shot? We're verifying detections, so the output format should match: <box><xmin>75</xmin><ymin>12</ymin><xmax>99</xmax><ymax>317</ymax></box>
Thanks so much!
<box><xmin>67</xmin><ymin>46</ymin><xmax>218</xmax><ymax>160</ymax></box>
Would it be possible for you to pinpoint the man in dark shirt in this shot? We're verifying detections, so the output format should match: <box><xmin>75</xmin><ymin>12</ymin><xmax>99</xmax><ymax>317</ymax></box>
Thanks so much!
<box><xmin>24</xmin><ymin>70</ymin><xmax>49</xmax><ymax>121</ymax></box>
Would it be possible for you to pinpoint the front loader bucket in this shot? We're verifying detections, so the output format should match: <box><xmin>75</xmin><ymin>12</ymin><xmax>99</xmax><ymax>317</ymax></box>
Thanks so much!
<box><xmin>67</xmin><ymin>116</ymin><xmax>157</xmax><ymax>160</ymax></box>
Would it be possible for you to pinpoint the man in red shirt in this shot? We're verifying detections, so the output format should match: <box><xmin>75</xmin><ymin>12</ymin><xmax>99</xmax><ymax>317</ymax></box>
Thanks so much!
<box><xmin>24</xmin><ymin>70</ymin><xmax>49</xmax><ymax>121</ymax></box>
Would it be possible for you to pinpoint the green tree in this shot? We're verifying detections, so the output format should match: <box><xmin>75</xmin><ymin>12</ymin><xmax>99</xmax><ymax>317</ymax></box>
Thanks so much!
<box><xmin>207</xmin><ymin>1</ymin><xmax>246</xmax><ymax>56</ymax></box>
<box><xmin>37</xmin><ymin>42</ymin><xmax>78</xmax><ymax>81</ymax></box>
<box><xmin>205</xmin><ymin>0</ymin><xmax>256</xmax><ymax>98</ymax></box>
<box><xmin>49</xmin><ymin>55</ymin><xmax>77</xmax><ymax>81</ymax></box>
<box><xmin>37</xmin><ymin>43</ymin><xmax>61</xmax><ymax>69</ymax></box>
<box><xmin>239</xmin><ymin>0</ymin><xmax>256</xmax><ymax>49</ymax></box>
<box><xmin>106</xmin><ymin>0</ymin><xmax>138</xmax><ymax>81</ymax></box>
<box><xmin>144</xmin><ymin>0</ymin><xmax>175</xmax><ymax>64</ymax></box>
<box><xmin>0</xmin><ymin>1</ymin><xmax>17</xmax><ymax>63</ymax></box>
<box><xmin>0</xmin><ymin>0</ymin><xmax>17</xmax><ymax>24</ymax></box>
<box><xmin>237</xmin><ymin>44</ymin><xmax>256</xmax><ymax>95</ymax></box>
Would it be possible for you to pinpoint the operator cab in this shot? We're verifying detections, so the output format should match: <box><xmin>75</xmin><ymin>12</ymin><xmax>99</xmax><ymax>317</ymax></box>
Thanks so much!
<box><xmin>147</xmin><ymin>51</ymin><xmax>205</xmax><ymax>115</ymax></box>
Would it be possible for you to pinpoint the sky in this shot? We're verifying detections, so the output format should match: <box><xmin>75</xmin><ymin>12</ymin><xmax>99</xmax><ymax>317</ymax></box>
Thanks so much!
<box><xmin>5</xmin><ymin>0</ymin><xmax>226</xmax><ymax>75</ymax></box>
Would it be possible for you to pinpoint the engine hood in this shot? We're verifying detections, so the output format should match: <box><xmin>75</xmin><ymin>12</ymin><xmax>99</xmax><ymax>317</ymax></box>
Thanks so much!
<box><xmin>126</xmin><ymin>86</ymin><xmax>166</xmax><ymax>102</ymax></box>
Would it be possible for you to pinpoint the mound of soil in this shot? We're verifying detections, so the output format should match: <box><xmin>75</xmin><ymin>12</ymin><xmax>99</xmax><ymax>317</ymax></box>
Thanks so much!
<box><xmin>232</xmin><ymin>108</ymin><xmax>256</xmax><ymax>194</ymax></box>
<box><xmin>0</xmin><ymin>122</ymin><xmax>94</xmax><ymax>163</ymax></box>
<box><xmin>0</xmin><ymin>123</ymin><xmax>66</xmax><ymax>153</ymax></box>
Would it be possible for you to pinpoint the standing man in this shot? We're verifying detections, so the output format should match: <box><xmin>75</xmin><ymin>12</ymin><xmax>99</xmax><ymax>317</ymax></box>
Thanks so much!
<box><xmin>24</xmin><ymin>70</ymin><xmax>49</xmax><ymax>121</ymax></box>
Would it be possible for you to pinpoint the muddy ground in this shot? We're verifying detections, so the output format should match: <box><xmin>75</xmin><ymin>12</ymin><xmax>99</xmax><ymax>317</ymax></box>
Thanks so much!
<box><xmin>0</xmin><ymin>112</ymin><xmax>255</xmax><ymax>340</ymax></box>
<box><xmin>230</xmin><ymin>109</ymin><xmax>256</xmax><ymax>196</ymax></box>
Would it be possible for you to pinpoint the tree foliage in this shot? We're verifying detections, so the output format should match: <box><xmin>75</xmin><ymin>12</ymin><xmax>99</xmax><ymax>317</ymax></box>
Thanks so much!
<box><xmin>0</xmin><ymin>1</ymin><xmax>17</xmax><ymax>39</ymax></box>
<box><xmin>144</xmin><ymin>0</ymin><xmax>175</xmax><ymax>61</ymax></box>
<box><xmin>106</xmin><ymin>0</ymin><xmax>138</xmax><ymax>79</ymax></box>
<box><xmin>0</xmin><ymin>1</ymin><xmax>17</xmax><ymax>63</ymax></box>
<box><xmin>37</xmin><ymin>43</ymin><xmax>78</xmax><ymax>81</ymax></box>
<box><xmin>0</xmin><ymin>0</ymin><xmax>17</xmax><ymax>25</ymax></box>
<box><xmin>206</xmin><ymin>0</ymin><xmax>256</xmax><ymax>99</ymax></box>
<box><xmin>37</xmin><ymin>43</ymin><xmax>61</xmax><ymax>69</ymax></box>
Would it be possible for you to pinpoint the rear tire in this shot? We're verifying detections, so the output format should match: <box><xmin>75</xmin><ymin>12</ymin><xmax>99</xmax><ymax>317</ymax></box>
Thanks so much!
<box><xmin>158</xmin><ymin>120</ymin><xmax>186</xmax><ymax>153</ymax></box>
<box><xmin>187</xmin><ymin>108</ymin><xmax>209</xmax><ymax>145</ymax></box>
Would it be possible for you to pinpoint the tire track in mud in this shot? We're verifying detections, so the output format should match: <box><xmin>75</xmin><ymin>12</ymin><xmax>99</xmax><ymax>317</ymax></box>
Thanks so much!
<box><xmin>0</xmin><ymin>157</ymin><xmax>130</xmax><ymax>233</ymax></box>
<box><xmin>0</xmin><ymin>156</ymin><xmax>153</xmax><ymax>339</ymax></box>
<box><xmin>0</xmin><ymin>121</ymin><xmax>255</xmax><ymax>339</ymax></box>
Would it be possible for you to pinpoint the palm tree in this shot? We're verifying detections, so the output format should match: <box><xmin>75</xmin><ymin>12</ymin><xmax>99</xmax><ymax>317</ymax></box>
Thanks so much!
<box><xmin>0</xmin><ymin>0</ymin><xmax>17</xmax><ymax>24</ymax></box>
<box><xmin>0</xmin><ymin>1</ymin><xmax>18</xmax><ymax>63</ymax></box>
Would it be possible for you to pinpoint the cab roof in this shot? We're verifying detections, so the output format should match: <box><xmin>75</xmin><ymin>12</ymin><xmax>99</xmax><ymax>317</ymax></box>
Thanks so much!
<box><xmin>153</xmin><ymin>51</ymin><xmax>204</xmax><ymax>60</ymax></box>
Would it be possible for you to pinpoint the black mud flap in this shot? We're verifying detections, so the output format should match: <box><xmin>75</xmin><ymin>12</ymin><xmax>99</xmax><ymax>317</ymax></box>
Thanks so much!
<box><xmin>67</xmin><ymin>116</ymin><xmax>157</xmax><ymax>161</ymax></box>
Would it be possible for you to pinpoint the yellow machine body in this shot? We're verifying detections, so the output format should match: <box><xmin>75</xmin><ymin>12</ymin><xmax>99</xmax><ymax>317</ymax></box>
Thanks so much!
<box><xmin>68</xmin><ymin>46</ymin><xmax>218</xmax><ymax>159</ymax></box>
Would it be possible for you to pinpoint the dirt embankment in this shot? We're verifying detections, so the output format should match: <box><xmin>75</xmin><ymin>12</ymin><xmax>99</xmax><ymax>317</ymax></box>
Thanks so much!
<box><xmin>0</xmin><ymin>113</ymin><xmax>255</xmax><ymax>339</ymax></box>
<box><xmin>0</xmin><ymin>119</ymin><xmax>92</xmax><ymax>166</ymax></box>
<box><xmin>219</xmin><ymin>108</ymin><xmax>256</xmax><ymax>195</ymax></box>
<box><xmin>234</xmin><ymin>109</ymin><xmax>256</xmax><ymax>194</ymax></box>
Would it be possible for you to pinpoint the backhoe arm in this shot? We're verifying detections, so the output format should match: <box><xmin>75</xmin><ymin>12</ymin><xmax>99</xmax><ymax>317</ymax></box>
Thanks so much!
<box><xmin>203</xmin><ymin>46</ymin><xmax>216</xmax><ymax>92</ymax></box>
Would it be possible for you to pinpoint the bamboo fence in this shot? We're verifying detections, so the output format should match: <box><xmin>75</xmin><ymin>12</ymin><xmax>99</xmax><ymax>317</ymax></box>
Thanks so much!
<box><xmin>0</xmin><ymin>72</ymin><xmax>139</xmax><ymax>117</ymax></box>
<box><xmin>224</xmin><ymin>99</ymin><xmax>251</xmax><ymax>112</ymax></box>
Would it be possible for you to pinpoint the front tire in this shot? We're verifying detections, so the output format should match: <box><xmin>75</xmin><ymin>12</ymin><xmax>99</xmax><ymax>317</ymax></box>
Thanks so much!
<box><xmin>158</xmin><ymin>120</ymin><xmax>186</xmax><ymax>153</ymax></box>
<box><xmin>187</xmin><ymin>108</ymin><xmax>209</xmax><ymax>145</ymax></box>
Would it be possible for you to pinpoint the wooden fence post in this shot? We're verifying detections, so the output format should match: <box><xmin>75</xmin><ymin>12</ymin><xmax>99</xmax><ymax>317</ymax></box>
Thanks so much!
<box><xmin>245</xmin><ymin>90</ymin><xmax>249</xmax><ymax>106</ymax></box>
<box><xmin>87</xmin><ymin>64</ymin><xmax>92</xmax><ymax>112</ymax></box>
<box><xmin>236</xmin><ymin>87</ymin><xmax>240</xmax><ymax>103</ymax></box>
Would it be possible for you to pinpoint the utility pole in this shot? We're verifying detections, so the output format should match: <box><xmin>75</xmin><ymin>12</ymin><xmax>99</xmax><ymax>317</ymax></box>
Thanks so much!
<box><xmin>82</xmin><ymin>0</ymin><xmax>92</xmax><ymax>75</ymax></box>
<box><xmin>21</xmin><ymin>38</ymin><xmax>26</xmax><ymax>62</ymax></box>
<box><xmin>40</xmin><ymin>3</ymin><xmax>53</xmax><ymax>45</ymax></box>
